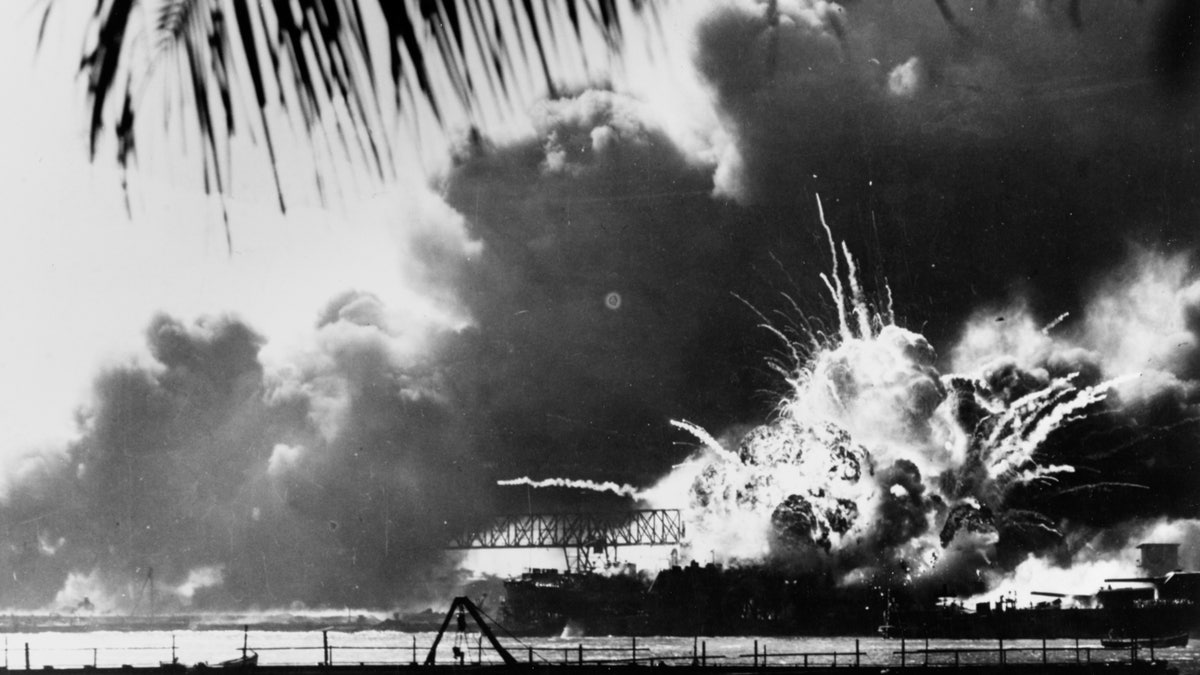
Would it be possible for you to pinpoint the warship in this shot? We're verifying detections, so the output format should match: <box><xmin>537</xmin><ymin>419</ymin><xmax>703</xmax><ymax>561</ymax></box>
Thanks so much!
<box><xmin>497</xmin><ymin>543</ymin><xmax>1200</xmax><ymax>640</ymax></box>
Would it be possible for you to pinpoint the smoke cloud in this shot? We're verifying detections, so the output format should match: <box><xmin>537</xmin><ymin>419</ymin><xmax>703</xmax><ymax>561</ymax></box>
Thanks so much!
<box><xmin>0</xmin><ymin>303</ymin><xmax>485</xmax><ymax>611</ymax></box>
<box><xmin>7</xmin><ymin>0</ymin><xmax>1200</xmax><ymax>610</ymax></box>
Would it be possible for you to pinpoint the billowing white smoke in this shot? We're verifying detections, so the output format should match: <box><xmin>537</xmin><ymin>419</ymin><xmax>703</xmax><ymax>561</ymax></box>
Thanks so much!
<box><xmin>47</xmin><ymin>565</ymin><xmax>225</xmax><ymax>614</ymax></box>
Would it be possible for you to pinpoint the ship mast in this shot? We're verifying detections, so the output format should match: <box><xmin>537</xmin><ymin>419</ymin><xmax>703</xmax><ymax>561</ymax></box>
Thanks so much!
<box><xmin>130</xmin><ymin>566</ymin><xmax>154</xmax><ymax>618</ymax></box>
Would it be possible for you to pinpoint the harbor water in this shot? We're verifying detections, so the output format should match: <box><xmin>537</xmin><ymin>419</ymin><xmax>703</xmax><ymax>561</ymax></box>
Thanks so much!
<box><xmin>3</xmin><ymin>631</ymin><xmax>1200</xmax><ymax>673</ymax></box>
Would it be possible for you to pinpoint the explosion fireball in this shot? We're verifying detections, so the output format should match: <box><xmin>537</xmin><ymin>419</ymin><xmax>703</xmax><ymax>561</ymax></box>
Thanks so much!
<box><xmin>508</xmin><ymin>197</ymin><xmax>1200</xmax><ymax>601</ymax></box>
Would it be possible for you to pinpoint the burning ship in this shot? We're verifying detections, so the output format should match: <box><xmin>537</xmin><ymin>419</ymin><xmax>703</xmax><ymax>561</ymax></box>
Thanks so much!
<box><xmin>885</xmin><ymin>543</ymin><xmax>1200</xmax><ymax>640</ymax></box>
<box><xmin>499</xmin><ymin>561</ymin><xmax>885</xmax><ymax>637</ymax></box>
<box><xmin>481</xmin><ymin>213</ymin><xmax>1200</xmax><ymax>643</ymax></box>
<box><xmin>496</xmin><ymin>543</ymin><xmax>1200</xmax><ymax>639</ymax></box>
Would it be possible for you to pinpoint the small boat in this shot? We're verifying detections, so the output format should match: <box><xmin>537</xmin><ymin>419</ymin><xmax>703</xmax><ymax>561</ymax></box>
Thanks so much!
<box><xmin>217</xmin><ymin>651</ymin><xmax>258</xmax><ymax>668</ymax></box>
<box><xmin>217</xmin><ymin>624</ymin><xmax>258</xmax><ymax>668</ymax></box>
<box><xmin>160</xmin><ymin>635</ymin><xmax>184</xmax><ymax>670</ymax></box>
<box><xmin>1101</xmin><ymin>633</ymin><xmax>1189</xmax><ymax>649</ymax></box>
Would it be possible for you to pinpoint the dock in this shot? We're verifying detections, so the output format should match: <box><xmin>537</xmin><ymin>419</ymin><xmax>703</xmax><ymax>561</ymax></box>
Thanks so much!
<box><xmin>0</xmin><ymin>659</ymin><xmax>1178</xmax><ymax>675</ymax></box>
<box><xmin>0</xmin><ymin>599</ymin><xmax>1183</xmax><ymax>675</ymax></box>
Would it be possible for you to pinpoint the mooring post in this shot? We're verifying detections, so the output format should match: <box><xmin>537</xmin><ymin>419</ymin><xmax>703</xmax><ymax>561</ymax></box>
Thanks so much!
<box><xmin>900</xmin><ymin>638</ymin><xmax>905</xmax><ymax>667</ymax></box>
<box><xmin>955</xmin><ymin>650</ymin><xmax>959</xmax><ymax>668</ymax></box>
<box><xmin>578</xmin><ymin>644</ymin><xmax>583</xmax><ymax>666</ymax></box>
<box><xmin>803</xmin><ymin>654</ymin><xmax>808</xmax><ymax>668</ymax></box>
<box><xmin>632</xmin><ymin>636</ymin><xmax>637</xmax><ymax>665</ymax></box>
<box><xmin>23</xmin><ymin>643</ymin><xmax>28</xmax><ymax>671</ymax></box>
<box><xmin>924</xmin><ymin>638</ymin><xmax>929</xmax><ymax>666</ymax></box>
<box><xmin>410</xmin><ymin>634</ymin><xmax>416</xmax><ymax>666</ymax></box>
<box><xmin>1075</xmin><ymin>638</ymin><xmax>1080</xmax><ymax>664</ymax></box>
<box><xmin>1042</xmin><ymin>638</ymin><xmax>1047</xmax><ymax>665</ymax></box>
<box><xmin>324</xmin><ymin>631</ymin><xmax>330</xmax><ymax>666</ymax></box>
<box><xmin>753</xmin><ymin>640</ymin><xmax>758</xmax><ymax>668</ymax></box>
<box><xmin>528</xmin><ymin>646</ymin><xmax>533</xmax><ymax>664</ymax></box>
<box><xmin>999</xmin><ymin>638</ymin><xmax>1004</xmax><ymax>666</ymax></box>
<box><xmin>763</xmin><ymin>644</ymin><xmax>768</xmax><ymax>667</ymax></box>
<box><xmin>702</xmin><ymin>641</ymin><xmax>707</xmax><ymax>667</ymax></box>
<box><xmin>856</xmin><ymin>639</ymin><xmax>860</xmax><ymax>668</ymax></box>
<box><xmin>92</xmin><ymin>648</ymin><xmax>97</xmax><ymax>668</ymax></box>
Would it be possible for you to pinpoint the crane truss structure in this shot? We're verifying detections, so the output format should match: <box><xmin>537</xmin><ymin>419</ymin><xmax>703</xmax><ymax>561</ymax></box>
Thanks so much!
<box><xmin>446</xmin><ymin>509</ymin><xmax>684</xmax><ymax>550</ymax></box>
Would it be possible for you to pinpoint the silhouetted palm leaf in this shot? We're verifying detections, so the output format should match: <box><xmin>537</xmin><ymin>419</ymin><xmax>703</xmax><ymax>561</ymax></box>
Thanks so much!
<box><xmin>59</xmin><ymin>0</ymin><xmax>651</xmax><ymax>245</ymax></box>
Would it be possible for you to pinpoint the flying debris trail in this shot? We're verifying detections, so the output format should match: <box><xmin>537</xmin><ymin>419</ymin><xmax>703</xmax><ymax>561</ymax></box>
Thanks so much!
<box><xmin>1042</xmin><ymin>312</ymin><xmax>1070</xmax><ymax>334</ymax></box>
<box><xmin>670</xmin><ymin>419</ymin><xmax>735</xmax><ymax>459</ymax></box>
<box><xmin>497</xmin><ymin>476</ymin><xmax>642</xmax><ymax>498</ymax></box>
<box><xmin>985</xmin><ymin>374</ymin><xmax>1136</xmax><ymax>485</ymax></box>
<box><xmin>816</xmin><ymin>194</ymin><xmax>851</xmax><ymax>341</ymax></box>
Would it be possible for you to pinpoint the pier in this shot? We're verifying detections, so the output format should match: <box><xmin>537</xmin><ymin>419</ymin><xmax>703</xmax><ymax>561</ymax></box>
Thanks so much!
<box><xmin>0</xmin><ymin>632</ymin><xmax>1178</xmax><ymax>675</ymax></box>
<box><xmin>0</xmin><ymin>600</ymin><xmax>1183</xmax><ymax>675</ymax></box>
<box><xmin>0</xmin><ymin>656</ymin><xmax>1176</xmax><ymax>675</ymax></box>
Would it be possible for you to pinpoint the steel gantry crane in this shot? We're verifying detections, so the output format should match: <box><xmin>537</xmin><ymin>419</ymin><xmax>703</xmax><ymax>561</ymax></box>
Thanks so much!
<box><xmin>445</xmin><ymin>509</ymin><xmax>684</xmax><ymax>572</ymax></box>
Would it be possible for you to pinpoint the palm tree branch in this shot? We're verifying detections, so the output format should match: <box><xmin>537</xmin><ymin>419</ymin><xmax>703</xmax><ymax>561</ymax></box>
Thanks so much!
<box><xmin>60</xmin><ymin>0</ymin><xmax>653</xmax><ymax>243</ymax></box>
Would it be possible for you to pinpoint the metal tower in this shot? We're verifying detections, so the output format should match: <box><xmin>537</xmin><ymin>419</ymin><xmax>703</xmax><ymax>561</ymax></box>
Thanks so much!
<box><xmin>446</xmin><ymin>509</ymin><xmax>684</xmax><ymax>572</ymax></box>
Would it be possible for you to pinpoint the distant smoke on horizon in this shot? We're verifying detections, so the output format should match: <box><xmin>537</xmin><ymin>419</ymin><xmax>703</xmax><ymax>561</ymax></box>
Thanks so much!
<box><xmin>4</xmin><ymin>0</ymin><xmax>1200</xmax><ymax>611</ymax></box>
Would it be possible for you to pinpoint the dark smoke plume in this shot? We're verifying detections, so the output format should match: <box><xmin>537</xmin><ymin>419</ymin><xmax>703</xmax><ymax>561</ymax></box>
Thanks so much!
<box><xmin>0</xmin><ymin>306</ymin><xmax>484</xmax><ymax>610</ymax></box>
<box><xmin>7</xmin><ymin>1</ymin><xmax>1200</xmax><ymax>610</ymax></box>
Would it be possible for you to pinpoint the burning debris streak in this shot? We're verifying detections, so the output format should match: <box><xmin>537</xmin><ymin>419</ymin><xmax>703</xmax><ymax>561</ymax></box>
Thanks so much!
<box><xmin>1043</xmin><ymin>313</ymin><xmax>1070</xmax><ymax>335</ymax></box>
<box><xmin>669</xmin><ymin>420</ymin><xmax>733</xmax><ymax>459</ymax></box>
<box><xmin>983</xmin><ymin>374</ymin><xmax>1132</xmax><ymax>487</ymax></box>
<box><xmin>496</xmin><ymin>477</ymin><xmax>642</xmax><ymax>499</ymax></box>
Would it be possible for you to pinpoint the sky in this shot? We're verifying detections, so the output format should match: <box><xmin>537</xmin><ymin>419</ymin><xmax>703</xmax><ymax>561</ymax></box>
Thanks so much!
<box><xmin>3</xmin><ymin>0</ymin><xmax>1200</xmax><ymax>614</ymax></box>
<box><xmin>0</xmin><ymin>3</ymin><xmax>409</xmax><ymax>461</ymax></box>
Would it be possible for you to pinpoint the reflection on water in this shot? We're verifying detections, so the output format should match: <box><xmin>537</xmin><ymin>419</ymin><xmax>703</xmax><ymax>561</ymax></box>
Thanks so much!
<box><xmin>3</xmin><ymin>631</ymin><xmax>1199</xmax><ymax>672</ymax></box>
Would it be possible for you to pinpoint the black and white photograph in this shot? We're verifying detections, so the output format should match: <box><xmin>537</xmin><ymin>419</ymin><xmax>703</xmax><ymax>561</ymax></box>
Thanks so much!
<box><xmin>4</xmin><ymin>0</ymin><xmax>1200</xmax><ymax>671</ymax></box>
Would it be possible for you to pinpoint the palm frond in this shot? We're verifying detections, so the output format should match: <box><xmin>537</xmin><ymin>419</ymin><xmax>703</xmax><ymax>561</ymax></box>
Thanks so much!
<box><xmin>63</xmin><ymin>0</ymin><xmax>651</xmax><ymax>240</ymax></box>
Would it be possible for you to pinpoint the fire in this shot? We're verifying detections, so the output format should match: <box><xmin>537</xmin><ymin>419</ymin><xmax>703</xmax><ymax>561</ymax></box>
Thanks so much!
<box><xmin>504</xmin><ymin>198</ymin><xmax>1200</xmax><ymax>599</ymax></box>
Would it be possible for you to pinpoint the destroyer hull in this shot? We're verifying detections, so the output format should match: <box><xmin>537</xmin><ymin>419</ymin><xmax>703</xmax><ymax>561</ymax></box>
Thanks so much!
<box><xmin>500</xmin><ymin>566</ymin><xmax>1200</xmax><ymax>639</ymax></box>
<box><xmin>888</xmin><ymin>605</ymin><xmax>1200</xmax><ymax>640</ymax></box>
